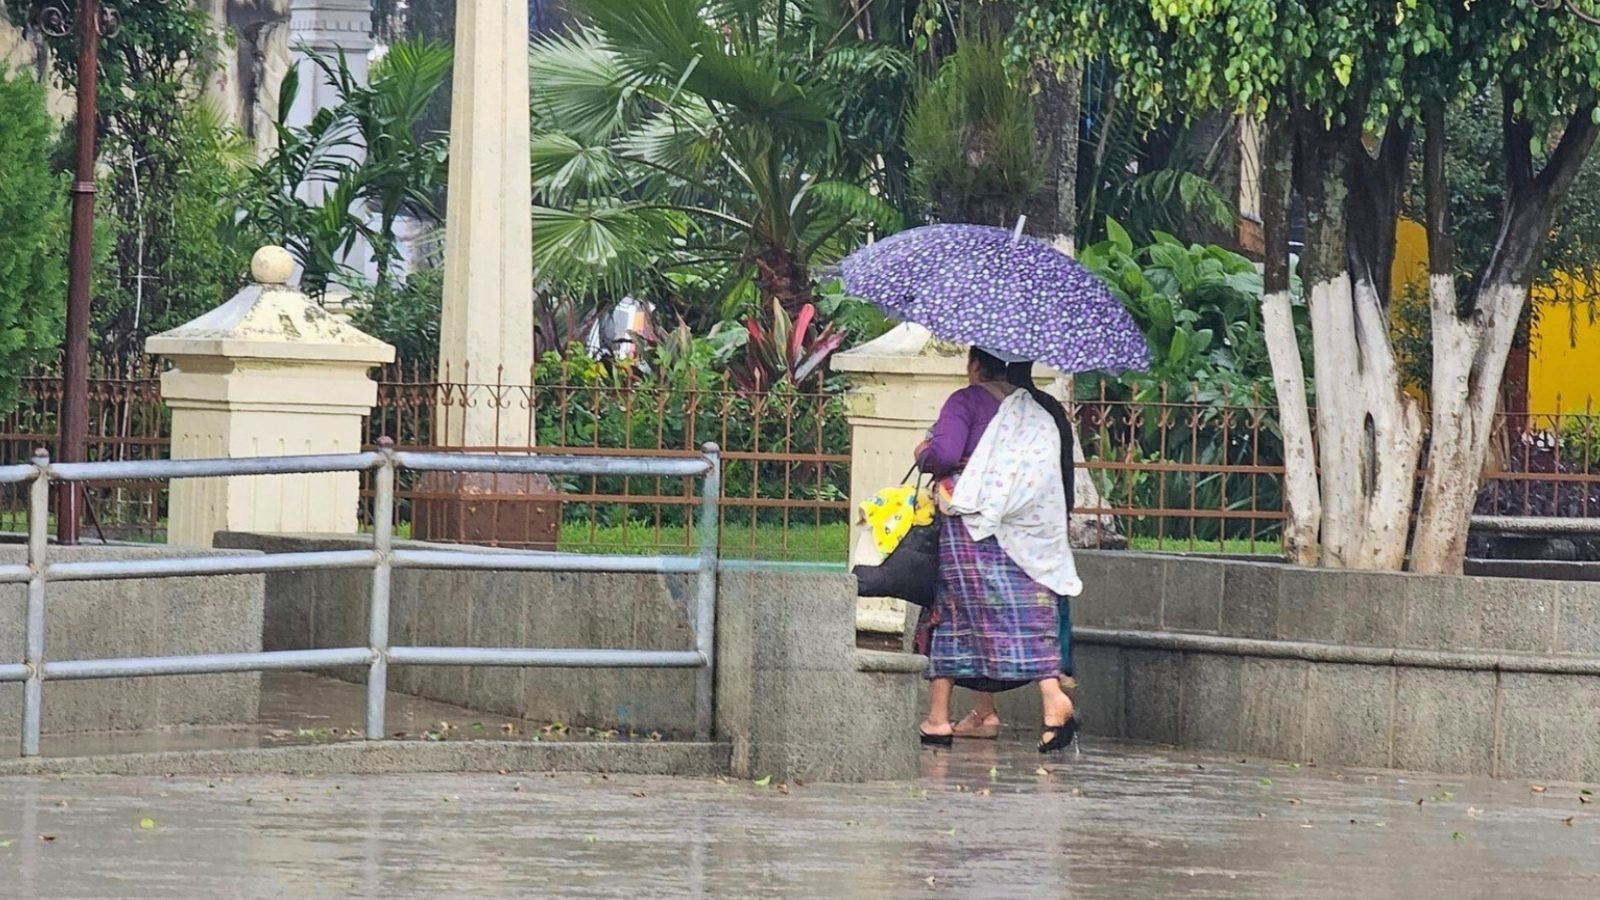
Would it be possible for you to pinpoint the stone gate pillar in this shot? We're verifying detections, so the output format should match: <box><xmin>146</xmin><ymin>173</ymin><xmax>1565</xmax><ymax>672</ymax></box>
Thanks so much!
<box><xmin>146</xmin><ymin>246</ymin><xmax>395</xmax><ymax>547</ymax></box>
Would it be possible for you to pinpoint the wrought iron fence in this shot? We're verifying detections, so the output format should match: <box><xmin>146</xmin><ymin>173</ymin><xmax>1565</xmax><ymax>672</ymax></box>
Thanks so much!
<box><xmin>0</xmin><ymin>364</ymin><xmax>169</xmax><ymax>542</ymax></box>
<box><xmin>8</xmin><ymin>359</ymin><xmax>1600</xmax><ymax>559</ymax></box>
<box><xmin>363</xmin><ymin>362</ymin><xmax>851</xmax><ymax>561</ymax></box>
<box><xmin>1073</xmin><ymin>382</ymin><xmax>1288</xmax><ymax>554</ymax></box>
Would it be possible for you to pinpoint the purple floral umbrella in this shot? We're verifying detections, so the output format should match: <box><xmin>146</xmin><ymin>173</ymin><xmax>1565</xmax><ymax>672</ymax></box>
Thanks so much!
<box><xmin>837</xmin><ymin>224</ymin><xmax>1150</xmax><ymax>373</ymax></box>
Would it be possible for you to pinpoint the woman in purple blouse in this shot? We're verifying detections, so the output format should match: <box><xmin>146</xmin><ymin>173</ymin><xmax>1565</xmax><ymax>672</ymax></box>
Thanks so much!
<box><xmin>913</xmin><ymin>348</ymin><xmax>1078</xmax><ymax>754</ymax></box>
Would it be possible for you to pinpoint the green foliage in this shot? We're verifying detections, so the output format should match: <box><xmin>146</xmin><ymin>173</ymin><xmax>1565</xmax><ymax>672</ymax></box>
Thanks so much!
<box><xmin>519</xmin><ymin>347</ymin><xmax>851</xmax><ymax>529</ymax></box>
<box><xmin>529</xmin><ymin>0</ymin><xmax>908</xmax><ymax>314</ymax></box>
<box><xmin>726</xmin><ymin>301</ymin><xmax>846</xmax><ymax>394</ymax></box>
<box><xmin>905</xmin><ymin>28</ymin><xmax>1042</xmax><ymax>225</ymax></box>
<box><xmin>9</xmin><ymin>0</ymin><xmax>248</xmax><ymax>363</ymax></box>
<box><xmin>1076</xmin><ymin>224</ymin><xmax>1306</xmax><ymax>543</ymax></box>
<box><xmin>0</xmin><ymin>67</ymin><xmax>67</xmax><ymax>409</ymax></box>
<box><xmin>1078</xmin><ymin>222</ymin><xmax>1301</xmax><ymax>398</ymax></box>
<box><xmin>95</xmin><ymin>104</ymin><xmax>252</xmax><ymax>362</ymax></box>
<box><xmin>1074</xmin><ymin>67</ymin><xmax>1235</xmax><ymax>246</ymax></box>
<box><xmin>237</xmin><ymin>39</ymin><xmax>452</xmax><ymax>298</ymax></box>
<box><xmin>351</xmin><ymin>268</ymin><xmax>443</xmax><ymax>371</ymax></box>
<box><xmin>815</xmin><ymin>278</ymin><xmax>893</xmax><ymax>346</ymax></box>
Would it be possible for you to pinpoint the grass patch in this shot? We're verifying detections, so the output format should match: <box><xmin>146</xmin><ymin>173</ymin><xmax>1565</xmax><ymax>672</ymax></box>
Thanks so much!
<box><xmin>560</xmin><ymin>521</ymin><xmax>851</xmax><ymax>563</ymax></box>
<box><xmin>1127</xmin><ymin>536</ymin><xmax>1283</xmax><ymax>556</ymax></box>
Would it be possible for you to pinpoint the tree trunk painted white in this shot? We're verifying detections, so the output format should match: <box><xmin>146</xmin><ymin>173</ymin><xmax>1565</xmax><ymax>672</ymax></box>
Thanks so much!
<box><xmin>1259</xmin><ymin>287</ymin><xmax>1320</xmax><ymax>564</ymax></box>
<box><xmin>1306</xmin><ymin>271</ymin><xmax>1422</xmax><ymax>570</ymax></box>
<box><xmin>1412</xmin><ymin>277</ymin><xmax>1528</xmax><ymax>574</ymax></box>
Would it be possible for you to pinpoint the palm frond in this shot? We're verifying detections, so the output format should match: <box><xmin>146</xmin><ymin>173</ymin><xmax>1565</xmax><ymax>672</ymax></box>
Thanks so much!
<box><xmin>530</xmin><ymin>28</ymin><xmax>644</xmax><ymax>141</ymax></box>
<box><xmin>369</xmin><ymin>39</ymin><xmax>453</xmax><ymax>128</ymax></box>
<box><xmin>533</xmin><ymin>133</ymin><xmax>630</xmax><ymax>200</ymax></box>
<box><xmin>533</xmin><ymin>201</ymin><xmax>685</xmax><ymax>295</ymax></box>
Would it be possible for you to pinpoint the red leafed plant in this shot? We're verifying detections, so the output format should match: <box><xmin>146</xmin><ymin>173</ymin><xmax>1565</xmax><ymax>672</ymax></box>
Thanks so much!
<box><xmin>728</xmin><ymin>299</ymin><xmax>846</xmax><ymax>394</ymax></box>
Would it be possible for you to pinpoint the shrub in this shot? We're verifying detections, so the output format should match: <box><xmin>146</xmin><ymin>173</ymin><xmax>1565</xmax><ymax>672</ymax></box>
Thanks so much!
<box><xmin>0</xmin><ymin>67</ymin><xmax>67</xmax><ymax>412</ymax></box>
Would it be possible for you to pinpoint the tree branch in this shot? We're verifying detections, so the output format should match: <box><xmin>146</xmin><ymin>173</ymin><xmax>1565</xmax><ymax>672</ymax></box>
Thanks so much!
<box><xmin>1422</xmin><ymin>99</ymin><xmax>1454</xmax><ymax>279</ymax></box>
<box><xmin>1536</xmin><ymin>103</ymin><xmax>1600</xmax><ymax>199</ymax></box>
<box><xmin>1503</xmin><ymin>84</ymin><xmax>1536</xmax><ymax>196</ymax></box>
<box><xmin>1261</xmin><ymin>112</ymin><xmax>1292</xmax><ymax>295</ymax></box>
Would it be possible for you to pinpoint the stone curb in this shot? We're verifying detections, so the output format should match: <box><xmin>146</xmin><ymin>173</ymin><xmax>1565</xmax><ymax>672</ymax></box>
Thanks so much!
<box><xmin>1076</xmin><ymin>627</ymin><xmax>1600</xmax><ymax>675</ymax></box>
<box><xmin>0</xmin><ymin>740</ymin><xmax>731</xmax><ymax>778</ymax></box>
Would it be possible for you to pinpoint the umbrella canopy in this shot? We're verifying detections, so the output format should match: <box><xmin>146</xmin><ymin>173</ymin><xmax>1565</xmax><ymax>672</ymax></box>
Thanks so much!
<box><xmin>838</xmin><ymin>224</ymin><xmax>1150</xmax><ymax>374</ymax></box>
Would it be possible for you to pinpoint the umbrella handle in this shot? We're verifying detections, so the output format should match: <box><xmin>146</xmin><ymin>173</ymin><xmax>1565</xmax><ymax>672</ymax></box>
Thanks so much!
<box><xmin>1012</xmin><ymin>215</ymin><xmax>1027</xmax><ymax>242</ymax></box>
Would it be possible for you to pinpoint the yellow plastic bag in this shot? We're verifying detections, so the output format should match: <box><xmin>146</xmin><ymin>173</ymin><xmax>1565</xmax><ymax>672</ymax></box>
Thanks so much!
<box><xmin>860</xmin><ymin>482</ymin><xmax>935</xmax><ymax>556</ymax></box>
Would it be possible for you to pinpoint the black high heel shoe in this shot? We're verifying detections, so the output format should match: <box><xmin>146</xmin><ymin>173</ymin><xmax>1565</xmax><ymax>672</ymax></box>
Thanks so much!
<box><xmin>1038</xmin><ymin>716</ymin><xmax>1078</xmax><ymax>755</ymax></box>
<box><xmin>919</xmin><ymin>725</ymin><xmax>954</xmax><ymax>748</ymax></box>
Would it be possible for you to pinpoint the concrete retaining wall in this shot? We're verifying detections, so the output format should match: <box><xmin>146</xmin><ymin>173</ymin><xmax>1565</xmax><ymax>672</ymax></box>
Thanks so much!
<box><xmin>220</xmin><ymin>533</ymin><xmax>924</xmax><ymax>782</ymax></box>
<box><xmin>988</xmin><ymin>551</ymin><xmax>1600</xmax><ymax>781</ymax></box>
<box><xmin>0</xmin><ymin>544</ymin><xmax>264</xmax><ymax>741</ymax></box>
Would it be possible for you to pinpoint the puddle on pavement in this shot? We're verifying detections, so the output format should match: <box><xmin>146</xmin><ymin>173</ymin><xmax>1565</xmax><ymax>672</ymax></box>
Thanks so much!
<box><xmin>37</xmin><ymin>672</ymin><xmax>663</xmax><ymax>758</ymax></box>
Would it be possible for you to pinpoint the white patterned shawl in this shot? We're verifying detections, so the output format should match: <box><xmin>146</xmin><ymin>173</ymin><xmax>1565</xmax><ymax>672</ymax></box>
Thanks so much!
<box><xmin>945</xmin><ymin>390</ymin><xmax>1082</xmax><ymax>596</ymax></box>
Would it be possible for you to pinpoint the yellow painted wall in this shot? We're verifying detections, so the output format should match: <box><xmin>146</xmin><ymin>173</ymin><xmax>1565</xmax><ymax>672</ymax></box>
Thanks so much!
<box><xmin>1392</xmin><ymin>219</ymin><xmax>1430</xmax><ymax>299</ymax></box>
<box><xmin>1529</xmin><ymin>276</ymin><xmax>1600</xmax><ymax>414</ymax></box>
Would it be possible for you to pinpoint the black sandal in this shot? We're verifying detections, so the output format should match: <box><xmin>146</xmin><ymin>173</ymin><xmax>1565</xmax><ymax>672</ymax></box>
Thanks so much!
<box><xmin>1038</xmin><ymin>716</ymin><xmax>1078</xmax><ymax>755</ymax></box>
<box><xmin>919</xmin><ymin>725</ymin><xmax>954</xmax><ymax>748</ymax></box>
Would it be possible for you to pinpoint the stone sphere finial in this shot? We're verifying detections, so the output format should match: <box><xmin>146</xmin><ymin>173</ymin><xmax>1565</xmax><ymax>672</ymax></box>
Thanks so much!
<box><xmin>251</xmin><ymin>246</ymin><xmax>295</xmax><ymax>286</ymax></box>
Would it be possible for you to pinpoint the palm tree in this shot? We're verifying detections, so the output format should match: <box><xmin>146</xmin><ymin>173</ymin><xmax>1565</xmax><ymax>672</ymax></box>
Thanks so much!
<box><xmin>530</xmin><ymin>0</ymin><xmax>906</xmax><ymax>318</ymax></box>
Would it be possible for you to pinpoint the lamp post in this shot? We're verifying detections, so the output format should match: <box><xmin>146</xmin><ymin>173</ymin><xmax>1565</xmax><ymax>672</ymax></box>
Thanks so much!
<box><xmin>1534</xmin><ymin>0</ymin><xmax>1600</xmax><ymax>27</ymax></box>
<box><xmin>32</xmin><ymin>0</ymin><xmax>126</xmax><ymax>544</ymax></box>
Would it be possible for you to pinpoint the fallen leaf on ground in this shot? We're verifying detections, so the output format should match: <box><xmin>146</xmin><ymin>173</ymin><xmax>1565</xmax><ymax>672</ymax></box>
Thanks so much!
<box><xmin>0</xmin><ymin>840</ymin><xmax>11</xmax><ymax>848</ymax></box>
<box><xmin>1288</xmin><ymin>798</ymin><xmax>1303</xmax><ymax>806</ymax></box>
<box><xmin>945</xmin><ymin>827</ymin><xmax>957</xmax><ymax>836</ymax></box>
<box><xmin>753</xmin><ymin>776</ymin><xmax>772</xmax><ymax>788</ymax></box>
<box><xmin>1564</xmin><ymin>817</ymin><xmax>1577</xmax><ymax>827</ymax></box>
<box><xmin>583</xmin><ymin>834</ymin><xmax>598</xmax><ymax>843</ymax></box>
<box><xmin>1533</xmin><ymin>784</ymin><xmax>1549</xmax><ymax>794</ymax></box>
<box><xmin>632</xmin><ymin>791</ymin><xmax>647</xmax><ymax>798</ymax></box>
<box><xmin>139</xmin><ymin>818</ymin><xmax>155</xmax><ymax>831</ymax></box>
<box><xmin>988</xmin><ymin>766</ymin><xmax>998</xmax><ymax>781</ymax></box>
<box><xmin>1451</xmin><ymin>832</ymin><xmax>1464</xmax><ymax>841</ymax></box>
<box><xmin>1582</xmin><ymin>795</ymin><xmax>1593</xmax><ymax>806</ymax></box>
<box><xmin>1035</xmin><ymin>767</ymin><xmax>1051</xmax><ymax>776</ymax></box>
<box><xmin>1259</xmin><ymin>778</ymin><xmax>1273</xmax><ymax>787</ymax></box>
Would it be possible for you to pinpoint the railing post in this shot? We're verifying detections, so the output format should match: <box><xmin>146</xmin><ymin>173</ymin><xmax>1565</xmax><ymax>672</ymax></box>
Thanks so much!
<box><xmin>694</xmin><ymin>443</ymin><xmax>721</xmax><ymax>741</ymax></box>
<box><xmin>22</xmin><ymin>449</ymin><xmax>50</xmax><ymax>757</ymax></box>
<box><xmin>365</xmin><ymin>438</ymin><xmax>397</xmax><ymax>741</ymax></box>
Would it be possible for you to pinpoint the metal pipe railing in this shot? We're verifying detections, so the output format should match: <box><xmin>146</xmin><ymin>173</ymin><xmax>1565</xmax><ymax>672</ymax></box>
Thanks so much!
<box><xmin>10</xmin><ymin>440</ymin><xmax>723</xmax><ymax>756</ymax></box>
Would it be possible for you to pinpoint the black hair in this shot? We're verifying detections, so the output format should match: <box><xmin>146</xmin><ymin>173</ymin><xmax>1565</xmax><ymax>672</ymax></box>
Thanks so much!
<box><xmin>1005</xmin><ymin>362</ymin><xmax>1076</xmax><ymax>515</ymax></box>
<box><xmin>969</xmin><ymin>347</ymin><xmax>1009</xmax><ymax>381</ymax></box>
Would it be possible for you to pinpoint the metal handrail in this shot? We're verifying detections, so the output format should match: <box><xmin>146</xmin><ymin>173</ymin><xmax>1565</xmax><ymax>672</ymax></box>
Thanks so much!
<box><xmin>9</xmin><ymin>440</ymin><xmax>723</xmax><ymax>756</ymax></box>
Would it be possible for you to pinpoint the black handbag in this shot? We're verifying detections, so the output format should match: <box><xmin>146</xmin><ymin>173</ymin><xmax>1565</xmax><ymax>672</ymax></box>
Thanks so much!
<box><xmin>852</xmin><ymin>465</ymin><xmax>941</xmax><ymax>607</ymax></box>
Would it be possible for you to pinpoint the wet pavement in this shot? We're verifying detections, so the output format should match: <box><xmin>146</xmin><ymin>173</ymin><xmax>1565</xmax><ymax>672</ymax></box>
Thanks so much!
<box><xmin>2</xmin><ymin>737</ymin><xmax>1597</xmax><ymax>898</ymax></box>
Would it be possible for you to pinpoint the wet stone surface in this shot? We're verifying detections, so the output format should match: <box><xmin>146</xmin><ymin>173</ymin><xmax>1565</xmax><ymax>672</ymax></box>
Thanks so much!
<box><xmin>2</xmin><ymin>738</ymin><xmax>1598</xmax><ymax>898</ymax></box>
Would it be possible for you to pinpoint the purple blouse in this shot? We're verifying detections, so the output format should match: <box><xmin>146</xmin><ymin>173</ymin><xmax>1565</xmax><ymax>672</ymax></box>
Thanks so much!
<box><xmin>917</xmin><ymin>385</ymin><xmax>1003</xmax><ymax>477</ymax></box>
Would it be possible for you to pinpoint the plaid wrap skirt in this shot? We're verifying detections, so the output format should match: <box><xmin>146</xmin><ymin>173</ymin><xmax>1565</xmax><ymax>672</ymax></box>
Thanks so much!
<box><xmin>918</xmin><ymin>510</ymin><xmax>1065</xmax><ymax>685</ymax></box>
